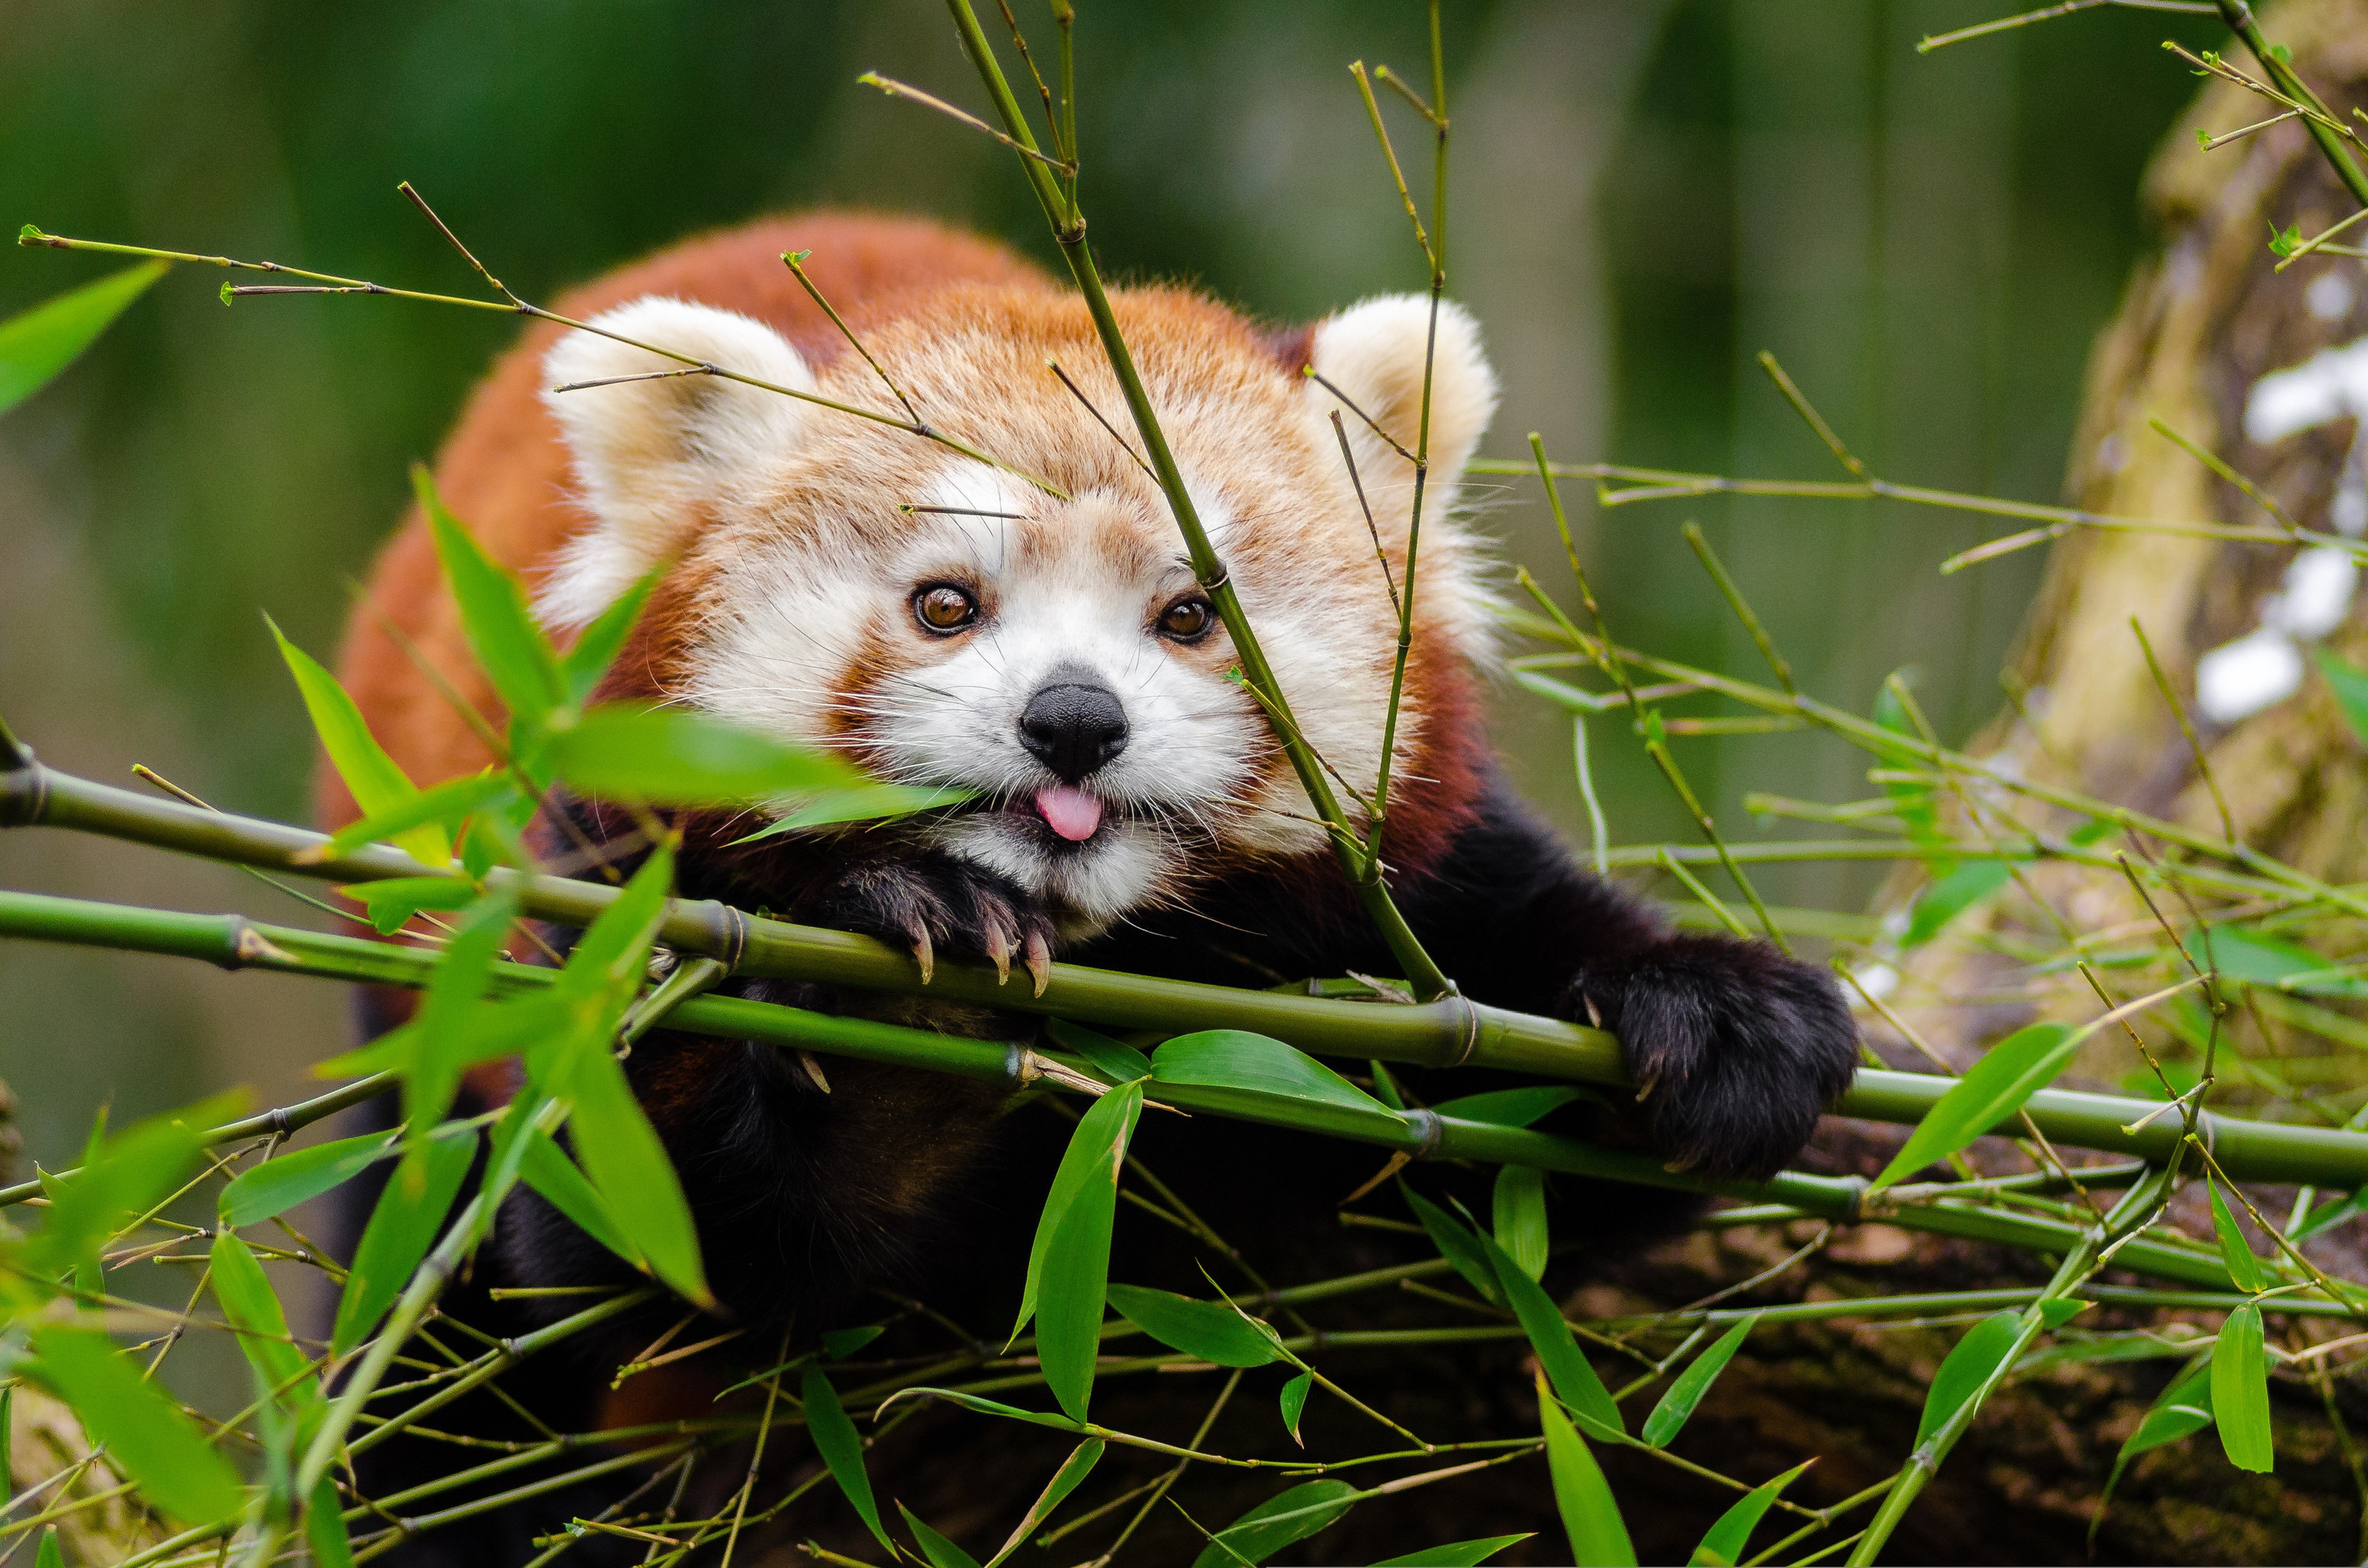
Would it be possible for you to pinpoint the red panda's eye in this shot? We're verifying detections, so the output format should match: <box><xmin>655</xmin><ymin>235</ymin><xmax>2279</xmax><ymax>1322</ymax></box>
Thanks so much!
<box><xmin>913</xmin><ymin>585</ymin><xmax>980</xmax><ymax>633</ymax></box>
<box><xmin>1157</xmin><ymin>597</ymin><xmax>1215</xmax><ymax>641</ymax></box>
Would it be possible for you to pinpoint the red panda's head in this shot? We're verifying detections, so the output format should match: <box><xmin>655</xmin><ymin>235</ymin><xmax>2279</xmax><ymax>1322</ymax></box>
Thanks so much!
<box><xmin>536</xmin><ymin>282</ymin><xmax>1499</xmax><ymax>933</ymax></box>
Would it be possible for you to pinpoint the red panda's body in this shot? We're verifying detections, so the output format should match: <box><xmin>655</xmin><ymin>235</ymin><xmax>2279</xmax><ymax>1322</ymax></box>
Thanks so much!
<box><xmin>328</xmin><ymin>211</ymin><xmax>1858</xmax><ymax>1565</ymax></box>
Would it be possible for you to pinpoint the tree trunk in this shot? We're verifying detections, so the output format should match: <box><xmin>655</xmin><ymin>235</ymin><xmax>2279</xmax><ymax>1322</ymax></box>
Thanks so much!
<box><xmin>1597</xmin><ymin>3</ymin><xmax>2368</xmax><ymax>1561</ymax></box>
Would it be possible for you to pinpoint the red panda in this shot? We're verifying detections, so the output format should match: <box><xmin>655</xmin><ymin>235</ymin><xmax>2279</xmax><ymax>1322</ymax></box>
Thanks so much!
<box><xmin>326</xmin><ymin>210</ymin><xmax>1857</xmax><ymax>1560</ymax></box>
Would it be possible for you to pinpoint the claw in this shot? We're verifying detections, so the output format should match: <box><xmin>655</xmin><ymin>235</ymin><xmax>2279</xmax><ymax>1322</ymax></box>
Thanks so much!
<box><xmin>986</xmin><ymin>925</ymin><xmax>1013</xmax><ymax>986</ymax></box>
<box><xmin>1581</xmin><ymin>991</ymin><xmax>1604</xmax><ymax>1030</ymax></box>
<box><xmin>909</xmin><ymin>922</ymin><xmax>935</xmax><ymax>986</ymax></box>
<box><xmin>1025</xmin><ymin>930</ymin><xmax>1052</xmax><ymax>998</ymax></box>
<box><xmin>794</xmin><ymin>1050</ymin><xmax>832</xmax><ymax>1093</ymax></box>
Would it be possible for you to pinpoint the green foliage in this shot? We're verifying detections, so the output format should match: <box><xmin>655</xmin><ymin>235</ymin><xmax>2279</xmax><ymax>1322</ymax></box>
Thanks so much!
<box><xmin>25</xmin><ymin>1325</ymin><xmax>244</xmax><ymax>1527</ymax></box>
<box><xmin>1104</xmin><ymin>1283</ymin><xmax>1282</xmax><ymax>1368</ymax></box>
<box><xmin>901</xmin><ymin>1501</ymin><xmax>985</xmax><ymax>1568</ymax></box>
<box><xmin>1033</xmin><ymin>1083</ymin><xmax>1143</xmax><ymax>1420</ymax></box>
<box><xmin>1874</xmin><ymin>1024</ymin><xmax>2078</xmax><ymax>1188</ymax></box>
<box><xmin>332</xmin><ymin>1128</ymin><xmax>475</xmax><ymax>1355</ymax></box>
<box><xmin>804</xmin><ymin>1361</ymin><xmax>895</xmax><ymax>1555</ymax></box>
<box><xmin>1280</xmin><ymin>1368</ymin><xmax>1314</xmax><ymax>1445</ymax></box>
<box><xmin>1688</xmin><ymin>1461</ymin><xmax>1811</xmax><ymax>1566</ymax></box>
<box><xmin>2207</xmin><ymin>1177</ymin><xmax>2265</xmax><ymax>1293</ymax></box>
<box><xmin>1371</xmin><ymin>1536</ymin><xmax>1533</xmax><ymax>1567</ymax></box>
<box><xmin>0</xmin><ymin>260</ymin><xmax>166</xmax><ymax>417</ymax></box>
<box><xmin>1398</xmin><ymin>1181</ymin><xmax>1506</xmax><ymax>1308</ymax></box>
<box><xmin>269</xmin><ymin>616</ymin><xmax>450</xmax><ymax>866</ymax></box>
<box><xmin>1915</xmin><ymin>1311</ymin><xmax>2023</xmax><ymax>1449</ymax></box>
<box><xmin>1149</xmin><ymin>1030</ymin><xmax>1399</xmax><ymax>1132</ymax></box>
<box><xmin>1190</xmin><ymin>1480</ymin><xmax>1358</xmax><ymax>1568</ymax></box>
<box><xmin>2213</xmin><ymin>1305</ymin><xmax>2275</xmax><ymax>1473</ymax></box>
<box><xmin>983</xmin><ymin>1439</ymin><xmax>1103</xmax><ymax>1568</ymax></box>
<box><xmin>1491</xmin><ymin>1164</ymin><xmax>1549</xmax><ymax>1281</ymax></box>
<box><xmin>1540</xmin><ymin>1375</ymin><xmax>1635</xmax><ymax>1567</ymax></box>
<box><xmin>1643</xmin><ymin>1315</ymin><xmax>1759</xmax><ymax>1450</ymax></box>
<box><xmin>1475</xmin><ymin>1217</ymin><xmax>1624</xmax><ymax>1439</ymax></box>
<box><xmin>1430</xmin><ymin>1085</ymin><xmax>1589</xmax><ymax>1126</ymax></box>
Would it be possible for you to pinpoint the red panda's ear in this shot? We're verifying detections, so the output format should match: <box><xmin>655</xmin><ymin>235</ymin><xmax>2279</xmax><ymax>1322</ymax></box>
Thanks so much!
<box><xmin>537</xmin><ymin>297</ymin><xmax>815</xmax><ymax>628</ymax></box>
<box><xmin>1302</xmin><ymin>295</ymin><xmax>1499</xmax><ymax>495</ymax></box>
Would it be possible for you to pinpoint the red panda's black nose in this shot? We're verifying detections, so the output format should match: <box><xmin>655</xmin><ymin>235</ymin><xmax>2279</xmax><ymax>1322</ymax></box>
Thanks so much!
<box><xmin>1019</xmin><ymin>681</ymin><xmax>1130</xmax><ymax>782</ymax></box>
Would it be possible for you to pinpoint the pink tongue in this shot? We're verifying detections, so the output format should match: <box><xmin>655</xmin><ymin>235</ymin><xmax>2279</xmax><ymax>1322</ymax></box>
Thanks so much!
<box><xmin>1035</xmin><ymin>785</ymin><xmax>1103</xmax><ymax>842</ymax></box>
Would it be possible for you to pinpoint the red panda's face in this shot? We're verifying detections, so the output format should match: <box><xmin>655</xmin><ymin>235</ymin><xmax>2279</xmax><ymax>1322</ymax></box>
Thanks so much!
<box><xmin>536</xmin><ymin>283</ymin><xmax>1497</xmax><ymax>932</ymax></box>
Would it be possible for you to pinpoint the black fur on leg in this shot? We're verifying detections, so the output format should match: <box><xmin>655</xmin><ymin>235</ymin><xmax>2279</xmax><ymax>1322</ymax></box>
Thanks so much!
<box><xmin>1571</xmin><ymin>932</ymin><xmax>1859</xmax><ymax>1180</ymax></box>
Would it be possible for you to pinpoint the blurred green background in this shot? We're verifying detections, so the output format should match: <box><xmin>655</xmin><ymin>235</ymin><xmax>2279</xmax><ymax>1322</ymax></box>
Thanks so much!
<box><xmin>0</xmin><ymin>0</ymin><xmax>2224</xmax><ymax>1178</ymax></box>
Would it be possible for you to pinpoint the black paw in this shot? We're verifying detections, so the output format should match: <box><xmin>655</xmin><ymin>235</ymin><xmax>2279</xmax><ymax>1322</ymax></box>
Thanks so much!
<box><xmin>802</xmin><ymin>852</ymin><xmax>1057</xmax><ymax>993</ymax></box>
<box><xmin>1569</xmin><ymin>934</ymin><xmax>1858</xmax><ymax>1180</ymax></box>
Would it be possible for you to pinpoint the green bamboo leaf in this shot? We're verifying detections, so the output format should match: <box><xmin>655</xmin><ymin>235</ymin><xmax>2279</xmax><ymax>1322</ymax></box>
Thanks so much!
<box><xmin>28</xmin><ymin>1094</ymin><xmax>240</xmax><ymax>1279</ymax></box>
<box><xmin>340</xmin><ymin>876</ymin><xmax>477</xmax><ymax>935</ymax></box>
<box><xmin>1189</xmin><ymin>1479</ymin><xmax>1358</xmax><ymax>1568</ymax></box>
<box><xmin>2291</xmin><ymin>1187</ymin><xmax>2368</xmax><ymax>1241</ymax></box>
<box><xmin>2317</xmin><ymin>648</ymin><xmax>2368</xmax><ymax>749</ymax></box>
<box><xmin>2122</xmin><ymin>1358</ymin><xmax>2216</xmax><ymax>1462</ymax></box>
<box><xmin>1903</xmin><ymin>859</ymin><xmax>2010</xmax><ymax>949</ymax></box>
<box><xmin>418</xmin><ymin>466</ymin><xmax>566</xmax><ymax>729</ymax></box>
<box><xmin>1399</xmin><ymin>1182</ymin><xmax>1504</xmax><ymax>1308</ymax></box>
<box><xmin>899</xmin><ymin>1501</ymin><xmax>984</xmax><ymax>1568</ymax></box>
<box><xmin>1151</xmin><ymin>1031</ymin><xmax>1395</xmax><ymax>1123</ymax></box>
<box><xmin>822</xmin><ymin>1325</ymin><xmax>885</xmax><ymax>1360</ymax></box>
<box><xmin>2206</xmin><ymin>1177</ymin><xmax>2266</xmax><ymax>1294</ymax></box>
<box><xmin>1104</xmin><ymin>1283</ymin><xmax>1280</xmax><ymax>1367</ymax></box>
<box><xmin>1914</xmin><ymin>1310</ymin><xmax>2021</xmax><ymax>1449</ymax></box>
<box><xmin>407</xmin><ymin>889</ymin><xmax>519</xmax><ymax>1138</ymax></box>
<box><xmin>2180</xmin><ymin>924</ymin><xmax>2364</xmax><ymax>994</ymax></box>
<box><xmin>331</xmin><ymin>1129</ymin><xmax>475</xmax><ymax>1356</ymax></box>
<box><xmin>802</xmin><ymin>1362</ymin><xmax>896</xmax><ymax>1555</ymax></box>
<box><xmin>984</xmin><ymin>1439</ymin><xmax>1103</xmax><ymax>1568</ymax></box>
<box><xmin>1369</xmin><ymin>1535</ymin><xmax>1534</xmax><ymax>1567</ymax></box>
<box><xmin>307</xmin><ymin>1474</ymin><xmax>355</xmax><ymax>1568</ymax></box>
<box><xmin>562</xmin><ymin>571</ymin><xmax>661</xmax><ymax>707</ymax></box>
<box><xmin>209</xmin><ymin>1232</ymin><xmax>312</xmax><ymax>1403</ymax></box>
<box><xmin>1873</xmin><ymin>1024</ymin><xmax>2078</xmax><ymax>1188</ymax></box>
<box><xmin>1540</xmin><ymin>1374</ymin><xmax>1635</xmax><ymax>1567</ymax></box>
<box><xmin>536</xmin><ymin>703</ymin><xmax>862</xmax><ymax>806</ymax></box>
<box><xmin>1429</xmin><ymin>1085</ymin><xmax>1589</xmax><ymax>1126</ymax></box>
<box><xmin>320</xmin><ymin>773</ymin><xmax>513</xmax><ymax>860</ymax></box>
<box><xmin>33</xmin><ymin>1528</ymin><xmax>60</xmax><ymax>1568</ymax></box>
<box><xmin>1038</xmin><ymin>1083</ymin><xmax>1143</xmax><ymax>1421</ymax></box>
<box><xmin>1492</xmin><ymin>1165</ymin><xmax>1549</xmax><ymax>1282</ymax></box>
<box><xmin>268</xmin><ymin>616</ymin><xmax>448</xmax><ymax>866</ymax></box>
<box><xmin>1279</xmin><ymin>1368</ymin><xmax>1313</xmax><ymax>1446</ymax></box>
<box><xmin>1477</xmin><ymin>1222</ymin><xmax>1624</xmax><ymax>1438</ymax></box>
<box><xmin>0</xmin><ymin>260</ymin><xmax>166</xmax><ymax>416</ymax></box>
<box><xmin>546</xmin><ymin>844</ymin><xmax>675</xmax><ymax>1014</ymax></box>
<box><xmin>725</xmin><ymin>783</ymin><xmax>976</xmax><ymax>842</ymax></box>
<box><xmin>1687</xmin><ymin>1460</ymin><xmax>1811</xmax><ymax>1566</ymax></box>
<box><xmin>1643</xmin><ymin>1314</ymin><xmax>1759</xmax><ymax>1449</ymax></box>
<box><xmin>566</xmin><ymin>1048</ymin><xmax>710</xmax><ymax>1306</ymax></box>
<box><xmin>880</xmin><ymin>1387</ymin><xmax>1090</xmax><ymax>1432</ymax></box>
<box><xmin>1047</xmin><ymin>1019</ymin><xmax>1154</xmax><ymax>1086</ymax></box>
<box><xmin>517</xmin><ymin>1129</ymin><xmax>643</xmax><ymax>1269</ymax></box>
<box><xmin>28</xmin><ymin>1325</ymin><xmax>245</xmax><ymax>1526</ymax></box>
<box><xmin>1014</xmin><ymin>1083</ymin><xmax>1145</xmax><ymax>1338</ymax></box>
<box><xmin>2213</xmin><ymin>1304</ymin><xmax>2275</xmax><ymax>1473</ymax></box>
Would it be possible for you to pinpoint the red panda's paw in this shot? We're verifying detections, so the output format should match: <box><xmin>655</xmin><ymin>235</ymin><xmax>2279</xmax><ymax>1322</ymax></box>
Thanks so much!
<box><xmin>1570</xmin><ymin>934</ymin><xmax>1859</xmax><ymax>1181</ymax></box>
<box><xmin>803</xmin><ymin>852</ymin><xmax>1058</xmax><ymax>992</ymax></box>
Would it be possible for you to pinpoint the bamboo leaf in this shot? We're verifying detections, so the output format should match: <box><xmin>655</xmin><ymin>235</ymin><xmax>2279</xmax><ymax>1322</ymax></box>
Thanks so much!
<box><xmin>1873</xmin><ymin>1024</ymin><xmax>2078</xmax><ymax>1188</ymax></box>
<box><xmin>517</xmin><ymin>1129</ymin><xmax>643</xmax><ymax>1270</ymax></box>
<box><xmin>2213</xmin><ymin>1304</ymin><xmax>2275</xmax><ymax>1473</ymax></box>
<box><xmin>2317</xmin><ymin>648</ymin><xmax>2368</xmax><ymax>749</ymax></box>
<box><xmin>2120</xmin><ymin>1358</ymin><xmax>2216</xmax><ymax>1461</ymax></box>
<box><xmin>802</xmin><ymin>1362</ymin><xmax>896</xmax><ymax>1555</ymax></box>
<box><xmin>899</xmin><ymin>1501</ymin><xmax>984</xmax><ymax>1568</ymax></box>
<box><xmin>536</xmin><ymin>702</ymin><xmax>864</xmax><ymax>806</ymax></box>
<box><xmin>1429</xmin><ymin>1085</ymin><xmax>1589</xmax><ymax>1127</ymax></box>
<box><xmin>880</xmin><ymin>1387</ymin><xmax>1090</xmax><ymax>1432</ymax></box>
<box><xmin>822</xmin><ymin>1325</ymin><xmax>885</xmax><ymax>1360</ymax></box>
<box><xmin>1151</xmin><ymin>1031</ymin><xmax>1396</xmax><ymax>1122</ymax></box>
<box><xmin>320</xmin><ymin>773</ymin><xmax>513</xmax><ymax>861</ymax></box>
<box><xmin>1398</xmin><ymin>1181</ymin><xmax>1505</xmax><ymax>1308</ymax></box>
<box><xmin>1047</xmin><ymin>1019</ymin><xmax>1153</xmax><ymax>1086</ymax></box>
<box><xmin>1643</xmin><ymin>1314</ymin><xmax>1759</xmax><ymax>1450</ymax></box>
<box><xmin>1492</xmin><ymin>1165</ymin><xmax>1549</xmax><ymax>1282</ymax></box>
<box><xmin>0</xmin><ymin>260</ymin><xmax>166</xmax><ymax>416</ymax></box>
<box><xmin>725</xmin><ymin>783</ymin><xmax>976</xmax><ymax>842</ymax></box>
<box><xmin>407</xmin><ymin>890</ymin><xmax>519</xmax><ymax>1139</ymax></box>
<box><xmin>1903</xmin><ymin>860</ymin><xmax>2010</xmax><ymax>949</ymax></box>
<box><xmin>561</xmin><ymin>572</ymin><xmax>660</xmax><ymax>707</ymax></box>
<box><xmin>1476</xmin><ymin>1222</ymin><xmax>1624</xmax><ymax>1439</ymax></box>
<box><xmin>1280</xmin><ymin>1368</ymin><xmax>1313</xmax><ymax>1446</ymax></box>
<box><xmin>330</xmin><ymin>1129</ymin><xmax>474</xmax><ymax>1356</ymax></box>
<box><xmin>1104</xmin><ymin>1283</ymin><xmax>1280</xmax><ymax>1367</ymax></box>
<box><xmin>33</xmin><ymin>1529</ymin><xmax>60</xmax><ymax>1568</ymax></box>
<box><xmin>1014</xmin><ymin>1083</ymin><xmax>1145</xmax><ymax>1338</ymax></box>
<box><xmin>2206</xmin><ymin>1177</ymin><xmax>2266</xmax><ymax>1294</ymax></box>
<box><xmin>2292</xmin><ymin>1187</ymin><xmax>2368</xmax><ymax>1241</ymax></box>
<box><xmin>1037</xmin><ymin>1083</ymin><xmax>1142</xmax><ymax>1420</ymax></box>
<box><xmin>269</xmin><ymin>616</ymin><xmax>448</xmax><ymax>866</ymax></box>
<box><xmin>418</xmin><ymin>466</ymin><xmax>566</xmax><ymax>730</ymax></box>
<box><xmin>1687</xmin><ymin>1460</ymin><xmax>1811</xmax><ymax>1566</ymax></box>
<box><xmin>1189</xmin><ymin>1479</ymin><xmax>1358</xmax><ymax>1568</ymax></box>
<box><xmin>566</xmin><ymin>1048</ymin><xmax>709</xmax><ymax>1305</ymax></box>
<box><xmin>340</xmin><ymin>876</ymin><xmax>477</xmax><ymax>935</ymax></box>
<box><xmin>1540</xmin><ymin>1372</ymin><xmax>1635</xmax><ymax>1567</ymax></box>
<box><xmin>306</xmin><ymin>1475</ymin><xmax>354</xmax><ymax>1568</ymax></box>
<box><xmin>209</xmin><ymin>1231</ymin><xmax>312</xmax><ymax>1404</ymax></box>
<box><xmin>984</xmin><ymin>1439</ymin><xmax>1103</xmax><ymax>1568</ymax></box>
<box><xmin>1914</xmin><ymin>1310</ymin><xmax>2021</xmax><ymax>1449</ymax></box>
<box><xmin>28</xmin><ymin>1094</ymin><xmax>239</xmax><ymax>1279</ymax></box>
<box><xmin>28</xmin><ymin>1325</ymin><xmax>245</xmax><ymax>1527</ymax></box>
<box><xmin>1370</xmin><ymin>1536</ymin><xmax>1534</xmax><ymax>1566</ymax></box>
